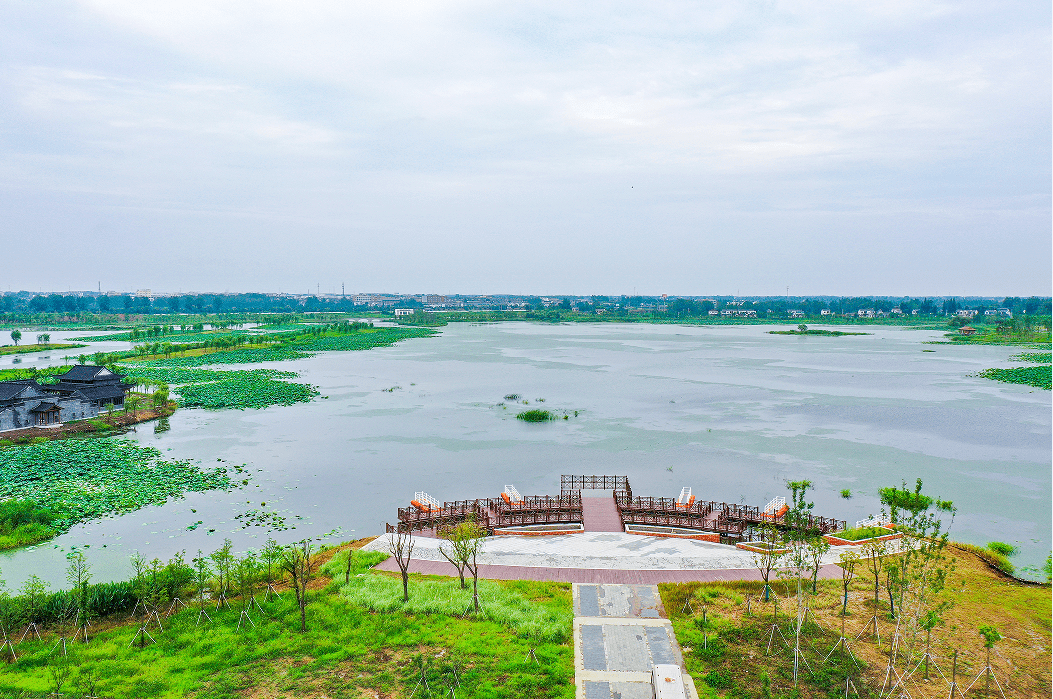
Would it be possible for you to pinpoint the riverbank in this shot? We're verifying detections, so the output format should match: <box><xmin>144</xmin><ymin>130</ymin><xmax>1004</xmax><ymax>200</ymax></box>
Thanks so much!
<box><xmin>0</xmin><ymin>402</ymin><xmax>177</xmax><ymax>445</ymax></box>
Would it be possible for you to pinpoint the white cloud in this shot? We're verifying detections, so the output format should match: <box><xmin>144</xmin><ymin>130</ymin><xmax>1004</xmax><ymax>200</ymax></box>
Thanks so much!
<box><xmin>0</xmin><ymin>0</ymin><xmax>1047</xmax><ymax>294</ymax></box>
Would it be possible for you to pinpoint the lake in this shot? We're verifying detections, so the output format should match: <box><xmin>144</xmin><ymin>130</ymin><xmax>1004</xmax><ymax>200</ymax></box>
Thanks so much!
<box><xmin>2</xmin><ymin>322</ymin><xmax>1049</xmax><ymax>587</ymax></box>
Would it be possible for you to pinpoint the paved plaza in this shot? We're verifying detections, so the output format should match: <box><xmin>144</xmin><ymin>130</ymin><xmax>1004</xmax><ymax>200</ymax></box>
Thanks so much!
<box><xmin>364</xmin><ymin>530</ymin><xmax>853</xmax><ymax>569</ymax></box>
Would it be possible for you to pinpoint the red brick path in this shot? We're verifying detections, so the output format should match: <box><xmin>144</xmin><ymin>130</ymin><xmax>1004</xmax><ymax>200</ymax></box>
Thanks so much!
<box><xmin>374</xmin><ymin>557</ymin><xmax>844</xmax><ymax>583</ymax></box>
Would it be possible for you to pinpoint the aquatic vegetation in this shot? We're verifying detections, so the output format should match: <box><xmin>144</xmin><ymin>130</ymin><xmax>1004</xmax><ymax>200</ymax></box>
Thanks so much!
<box><xmin>119</xmin><ymin>366</ymin><xmax>316</xmax><ymax>410</ymax></box>
<box><xmin>0</xmin><ymin>438</ymin><xmax>235</xmax><ymax>544</ymax></box>
<box><xmin>144</xmin><ymin>345</ymin><xmax>312</xmax><ymax>367</ymax></box>
<box><xmin>1010</xmin><ymin>351</ymin><xmax>1052</xmax><ymax>363</ymax></box>
<box><xmin>121</xmin><ymin>366</ymin><xmax>298</xmax><ymax>385</ymax></box>
<box><xmin>177</xmin><ymin>376</ymin><xmax>318</xmax><ymax>409</ymax></box>
<box><xmin>517</xmin><ymin>409</ymin><xmax>555</xmax><ymax>422</ymax></box>
<box><xmin>976</xmin><ymin>365</ymin><xmax>1051</xmax><ymax>390</ymax></box>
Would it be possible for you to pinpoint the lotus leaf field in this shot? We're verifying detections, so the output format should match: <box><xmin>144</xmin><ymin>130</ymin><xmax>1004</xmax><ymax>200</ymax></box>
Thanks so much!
<box><xmin>0</xmin><ymin>438</ymin><xmax>235</xmax><ymax>543</ymax></box>
<box><xmin>120</xmin><ymin>366</ymin><xmax>318</xmax><ymax>410</ymax></box>
<box><xmin>976</xmin><ymin>364</ymin><xmax>1052</xmax><ymax>390</ymax></box>
<box><xmin>975</xmin><ymin>349</ymin><xmax>1053</xmax><ymax>390</ymax></box>
<box><xmin>137</xmin><ymin>326</ymin><xmax>435</xmax><ymax>367</ymax></box>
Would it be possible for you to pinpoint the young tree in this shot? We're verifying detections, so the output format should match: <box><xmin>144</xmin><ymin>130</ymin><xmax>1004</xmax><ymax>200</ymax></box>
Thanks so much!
<box><xmin>9</xmin><ymin>330</ymin><xmax>20</xmax><ymax>346</ymax></box>
<box><xmin>880</xmin><ymin>479</ymin><xmax>956</xmax><ymax>673</ymax></box>
<box><xmin>191</xmin><ymin>551</ymin><xmax>212</xmax><ymax>613</ymax></box>
<box><xmin>778</xmin><ymin>480</ymin><xmax>818</xmax><ymax>686</ymax></box>
<box><xmin>279</xmin><ymin>540</ymin><xmax>317</xmax><ymax>633</ymax></box>
<box><xmin>978</xmin><ymin>624</ymin><xmax>1003</xmax><ymax>696</ymax></box>
<box><xmin>438</xmin><ymin>518</ymin><xmax>485</xmax><ymax>590</ymax></box>
<box><xmin>261</xmin><ymin>538</ymin><xmax>284</xmax><ymax>597</ymax></box>
<box><xmin>65</xmin><ymin>550</ymin><xmax>91</xmax><ymax>641</ymax></box>
<box><xmin>808</xmin><ymin>535</ymin><xmax>831</xmax><ymax>594</ymax></box>
<box><xmin>860</xmin><ymin>537</ymin><xmax>888</xmax><ymax>611</ymax></box>
<box><xmin>438</xmin><ymin>518</ymin><xmax>487</xmax><ymax>611</ymax></box>
<box><xmin>838</xmin><ymin>550</ymin><xmax>860</xmax><ymax>616</ymax></box>
<box><xmin>388</xmin><ymin>527</ymin><xmax>415</xmax><ymax>603</ymax></box>
<box><xmin>751</xmin><ymin>519</ymin><xmax>784</xmax><ymax>603</ymax></box>
<box><xmin>210</xmin><ymin>539</ymin><xmax>235</xmax><ymax>607</ymax></box>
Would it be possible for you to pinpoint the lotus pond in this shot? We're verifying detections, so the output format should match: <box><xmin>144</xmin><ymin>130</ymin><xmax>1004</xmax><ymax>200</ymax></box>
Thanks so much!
<box><xmin>0</xmin><ymin>438</ymin><xmax>236</xmax><ymax>548</ymax></box>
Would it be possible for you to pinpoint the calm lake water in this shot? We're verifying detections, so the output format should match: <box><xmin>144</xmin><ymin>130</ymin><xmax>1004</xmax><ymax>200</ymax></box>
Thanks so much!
<box><xmin>2</xmin><ymin>322</ymin><xmax>1050</xmax><ymax>587</ymax></box>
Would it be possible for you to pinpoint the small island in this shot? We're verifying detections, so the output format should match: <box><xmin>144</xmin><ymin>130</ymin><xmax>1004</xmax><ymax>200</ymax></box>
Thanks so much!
<box><xmin>1</xmin><ymin>330</ymin><xmax>86</xmax><ymax>356</ymax></box>
<box><xmin>768</xmin><ymin>324</ymin><xmax>871</xmax><ymax>336</ymax></box>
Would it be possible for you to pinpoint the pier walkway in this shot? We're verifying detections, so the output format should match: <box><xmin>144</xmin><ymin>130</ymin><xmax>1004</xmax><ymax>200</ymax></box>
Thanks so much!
<box><xmin>573</xmin><ymin>583</ymin><xmax>698</xmax><ymax>698</ymax></box>
<box><xmin>581</xmin><ymin>490</ymin><xmax>623</xmax><ymax>532</ymax></box>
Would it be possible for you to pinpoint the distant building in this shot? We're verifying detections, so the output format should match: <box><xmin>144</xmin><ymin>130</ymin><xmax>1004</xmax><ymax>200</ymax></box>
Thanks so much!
<box><xmin>958</xmin><ymin>326</ymin><xmax>977</xmax><ymax>336</ymax></box>
<box><xmin>857</xmin><ymin>309</ymin><xmax>875</xmax><ymax>318</ymax></box>
<box><xmin>393</xmin><ymin>308</ymin><xmax>415</xmax><ymax>317</ymax></box>
<box><xmin>820</xmin><ymin>309</ymin><xmax>832</xmax><ymax>316</ymax></box>
<box><xmin>788</xmin><ymin>310</ymin><xmax>804</xmax><ymax>318</ymax></box>
<box><xmin>0</xmin><ymin>366</ymin><xmax>130</xmax><ymax>433</ymax></box>
<box><xmin>956</xmin><ymin>309</ymin><xmax>978</xmax><ymax>319</ymax></box>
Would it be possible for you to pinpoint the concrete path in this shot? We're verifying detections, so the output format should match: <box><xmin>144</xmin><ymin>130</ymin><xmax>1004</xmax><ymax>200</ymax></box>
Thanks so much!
<box><xmin>573</xmin><ymin>584</ymin><xmax>698</xmax><ymax>699</ymax></box>
<box><xmin>581</xmin><ymin>490</ymin><xmax>625</xmax><ymax>532</ymax></box>
<box><xmin>364</xmin><ymin>531</ymin><xmax>859</xmax><ymax>572</ymax></box>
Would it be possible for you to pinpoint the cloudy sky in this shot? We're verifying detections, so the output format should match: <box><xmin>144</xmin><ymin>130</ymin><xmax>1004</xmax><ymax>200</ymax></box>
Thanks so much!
<box><xmin>1</xmin><ymin>1</ymin><xmax>1049</xmax><ymax>296</ymax></box>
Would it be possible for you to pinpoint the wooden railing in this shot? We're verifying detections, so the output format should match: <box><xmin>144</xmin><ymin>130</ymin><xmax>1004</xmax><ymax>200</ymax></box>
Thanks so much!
<box><xmin>498</xmin><ymin>510</ymin><xmax>582</xmax><ymax>527</ymax></box>
<box><xmin>621</xmin><ymin>511</ymin><xmax>745</xmax><ymax>535</ymax></box>
<box><xmin>717</xmin><ymin>503</ymin><xmax>845</xmax><ymax>534</ymax></box>
<box><xmin>561</xmin><ymin>474</ymin><xmax>631</xmax><ymax>498</ymax></box>
<box><xmin>616</xmin><ymin>495</ymin><xmax>716</xmax><ymax>520</ymax></box>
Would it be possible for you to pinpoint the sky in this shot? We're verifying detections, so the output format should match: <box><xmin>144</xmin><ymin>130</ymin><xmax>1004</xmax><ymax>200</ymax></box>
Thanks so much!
<box><xmin>0</xmin><ymin>1</ymin><xmax>1049</xmax><ymax>297</ymax></box>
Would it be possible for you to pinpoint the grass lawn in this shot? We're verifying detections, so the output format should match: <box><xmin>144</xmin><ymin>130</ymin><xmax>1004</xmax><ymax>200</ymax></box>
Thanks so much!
<box><xmin>0</xmin><ymin>540</ymin><xmax>574</xmax><ymax>698</ymax></box>
<box><xmin>659</xmin><ymin>546</ymin><xmax>1051</xmax><ymax>699</ymax></box>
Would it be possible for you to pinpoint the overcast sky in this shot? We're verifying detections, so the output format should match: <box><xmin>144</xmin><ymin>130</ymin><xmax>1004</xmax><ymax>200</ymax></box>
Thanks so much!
<box><xmin>1</xmin><ymin>1</ymin><xmax>1049</xmax><ymax>296</ymax></box>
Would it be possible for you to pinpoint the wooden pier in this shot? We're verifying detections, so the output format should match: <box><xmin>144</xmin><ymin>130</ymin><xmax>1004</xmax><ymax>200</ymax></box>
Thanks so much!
<box><xmin>388</xmin><ymin>475</ymin><xmax>846</xmax><ymax>540</ymax></box>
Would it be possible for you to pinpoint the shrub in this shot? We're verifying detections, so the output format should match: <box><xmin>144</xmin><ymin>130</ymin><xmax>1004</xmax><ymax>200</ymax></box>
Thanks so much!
<box><xmin>831</xmin><ymin>526</ymin><xmax>890</xmax><ymax>541</ymax></box>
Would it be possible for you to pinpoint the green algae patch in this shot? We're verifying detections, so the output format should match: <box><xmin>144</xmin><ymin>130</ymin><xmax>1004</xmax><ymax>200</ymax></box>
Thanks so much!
<box><xmin>0</xmin><ymin>438</ymin><xmax>235</xmax><ymax>548</ymax></box>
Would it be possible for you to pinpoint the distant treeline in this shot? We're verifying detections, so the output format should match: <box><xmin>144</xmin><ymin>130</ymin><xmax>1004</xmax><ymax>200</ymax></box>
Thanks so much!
<box><xmin>0</xmin><ymin>292</ymin><xmax>1050</xmax><ymax>324</ymax></box>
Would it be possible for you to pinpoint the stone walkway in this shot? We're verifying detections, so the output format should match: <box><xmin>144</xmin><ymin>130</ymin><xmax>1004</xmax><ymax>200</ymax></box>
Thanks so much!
<box><xmin>573</xmin><ymin>584</ymin><xmax>697</xmax><ymax>699</ymax></box>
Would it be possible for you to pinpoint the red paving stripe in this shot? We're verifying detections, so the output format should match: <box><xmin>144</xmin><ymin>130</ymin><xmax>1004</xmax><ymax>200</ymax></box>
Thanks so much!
<box><xmin>373</xmin><ymin>558</ymin><xmax>844</xmax><ymax>583</ymax></box>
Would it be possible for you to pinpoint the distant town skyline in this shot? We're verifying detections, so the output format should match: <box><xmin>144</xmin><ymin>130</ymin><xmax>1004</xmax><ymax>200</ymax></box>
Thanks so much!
<box><xmin>1</xmin><ymin>2</ymin><xmax>1049</xmax><ymax>296</ymax></box>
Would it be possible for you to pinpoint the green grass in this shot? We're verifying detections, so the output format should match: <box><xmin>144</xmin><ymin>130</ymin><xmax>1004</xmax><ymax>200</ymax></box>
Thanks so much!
<box><xmin>0</xmin><ymin>559</ymin><xmax>573</xmax><ymax>698</ymax></box>
<box><xmin>0</xmin><ymin>438</ymin><xmax>236</xmax><ymax>548</ymax></box>
<box><xmin>333</xmin><ymin>567</ymin><xmax>573</xmax><ymax>643</ymax></box>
